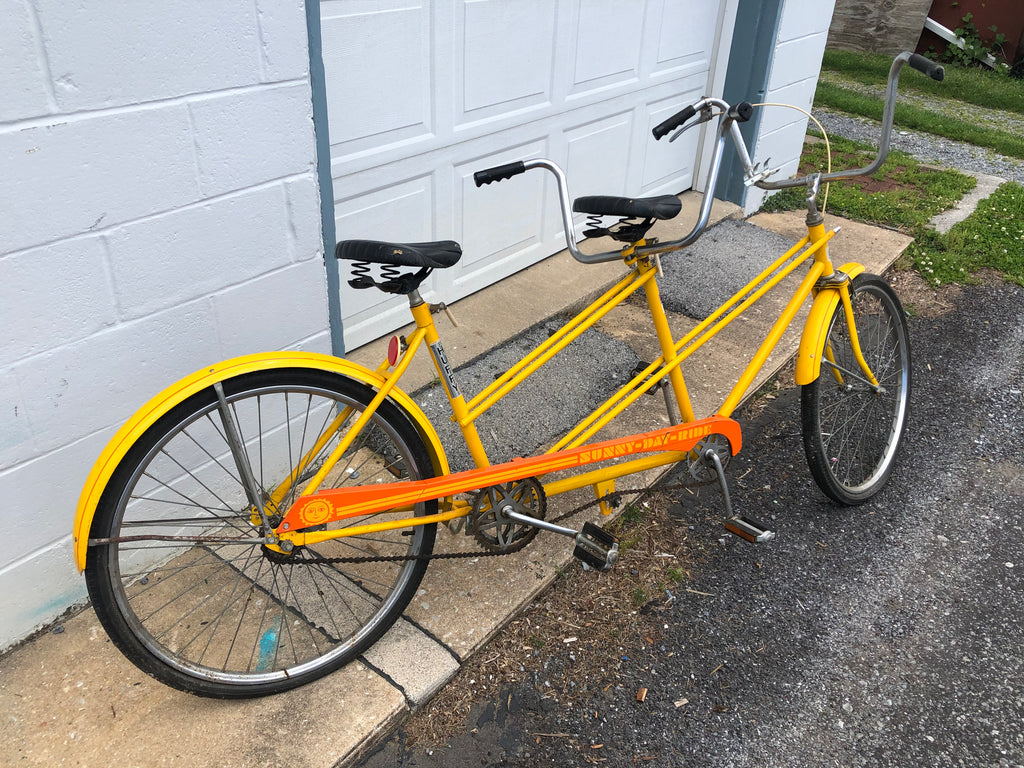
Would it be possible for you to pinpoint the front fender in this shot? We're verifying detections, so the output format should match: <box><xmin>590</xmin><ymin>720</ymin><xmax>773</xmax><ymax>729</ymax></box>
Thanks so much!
<box><xmin>795</xmin><ymin>264</ymin><xmax>866</xmax><ymax>386</ymax></box>
<box><xmin>72</xmin><ymin>352</ymin><xmax>449</xmax><ymax>572</ymax></box>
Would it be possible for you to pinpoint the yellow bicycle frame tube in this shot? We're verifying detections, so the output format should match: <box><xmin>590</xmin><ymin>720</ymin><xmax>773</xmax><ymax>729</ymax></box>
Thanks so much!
<box><xmin>794</xmin><ymin>262</ymin><xmax>866</xmax><ymax>385</ymax></box>
<box><xmin>71</xmin><ymin>351</ymin><xmax>449</xmax><ymax>572</ymax></box>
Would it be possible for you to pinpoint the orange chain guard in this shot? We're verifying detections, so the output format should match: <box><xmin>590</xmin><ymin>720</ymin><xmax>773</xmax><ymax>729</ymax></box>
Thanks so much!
<box><xmin>278</xmin><ymin>415</ymin><xmax>742</xmax><ymax>532</ymax></box>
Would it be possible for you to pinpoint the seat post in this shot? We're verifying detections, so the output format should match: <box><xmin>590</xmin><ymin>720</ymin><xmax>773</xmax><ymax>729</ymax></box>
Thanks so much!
<box><xmin>638</xmin><ymin>257</ymin><xmax>695</xmax><ymax>424</ymax></box>
<box><xmin>408</xmin><ymin>292</ymin><xmax>491</xmax><ymax>469</ymax></box>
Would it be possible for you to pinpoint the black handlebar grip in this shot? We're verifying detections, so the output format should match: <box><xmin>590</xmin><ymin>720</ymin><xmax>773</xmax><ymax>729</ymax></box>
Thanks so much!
<box><xmin>653</xmin><ymin>104</ymin><xmax>697</xmax><ymax>140</ymax></box>
<box><xmin>474</xmin><ymin>161</ymin><xmax>526</xmax><ymax>186</ymax></box>
<box><xmin>908</xmin><ymin>53</ymin><xmax>945</xmax><ymax>81</ymax></box>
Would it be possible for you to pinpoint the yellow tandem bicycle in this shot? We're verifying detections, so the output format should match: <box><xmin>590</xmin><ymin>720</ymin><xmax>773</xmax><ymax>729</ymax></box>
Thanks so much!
<box><xmin>73</xmin><ymin>52</ymin><xmax>942</xmax><ymax>697</ymax></box>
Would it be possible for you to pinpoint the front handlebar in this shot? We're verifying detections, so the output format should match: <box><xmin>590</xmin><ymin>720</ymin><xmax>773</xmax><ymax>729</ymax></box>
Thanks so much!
<box><xmin>752</xmin><ymin>51</ymin><xmax>942</xmax><ymax>190</ymax></box>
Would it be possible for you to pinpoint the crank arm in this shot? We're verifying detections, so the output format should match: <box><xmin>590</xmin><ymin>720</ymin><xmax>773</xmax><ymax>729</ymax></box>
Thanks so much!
<box><xmin>504</xmin><ymin>510</ymin><xmax>578</xmax><ymax>538</ymax></box>
<box><xmin>505</xmin><ymin>511</ymin><xmax>619</xmax><ymax>571</ymax></box>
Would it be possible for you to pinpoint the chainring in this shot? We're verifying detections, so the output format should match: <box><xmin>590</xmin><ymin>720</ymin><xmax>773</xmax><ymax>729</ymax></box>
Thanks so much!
<box><xmin>688</xmin><ymin>433</ymin><xmax>733</xmax><ymax>483</ymax></box>
<box><xmin>471</xmin><ymin>478</ymin><xmax>546</xmax><ymax>553</ymax></box>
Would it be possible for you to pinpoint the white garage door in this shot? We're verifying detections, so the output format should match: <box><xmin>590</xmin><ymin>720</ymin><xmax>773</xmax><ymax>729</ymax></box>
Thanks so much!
<box><xmin>321</xmin><ymin>0</ymin><xmax>729</xmax><ymax>350</ymax></box>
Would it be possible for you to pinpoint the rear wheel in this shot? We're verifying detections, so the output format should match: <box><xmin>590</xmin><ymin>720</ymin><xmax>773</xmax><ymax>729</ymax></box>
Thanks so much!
<box><xmin>801</xmin><ymin>274</ymin><xmax>911</xmax><ymax>505</ymax></box>
<box><xmin>85</xmin><ymin>369</ymin><xmax>437</xmax><ymax>697</ymax></box>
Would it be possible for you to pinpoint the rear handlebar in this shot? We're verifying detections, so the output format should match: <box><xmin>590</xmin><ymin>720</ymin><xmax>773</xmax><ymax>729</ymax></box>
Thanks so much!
<box><xmin>474</xmin><ymin>51</ymin><xmax>939</xmax><ymax>262</ymax></box>
<box><xmin>908</xmin><ymin>53</ymin><xmax>945</xmax><ymax>81</ymax></box>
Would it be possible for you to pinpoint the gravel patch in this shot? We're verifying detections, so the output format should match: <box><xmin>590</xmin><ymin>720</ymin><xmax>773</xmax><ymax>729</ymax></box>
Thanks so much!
<box><xmin>658</xmin><ymin>220</ymin><xmax>795</xmax><ymax>320</ymax></box>
<box><xmin>815</xmin><ymin>108</ymin><xmax>1024</xmax><ymax>184</ymax></box>
<box><xmin>413</xmin><ymin>320</ymin><xmax>638</xmax><ymax>472</ymax></box>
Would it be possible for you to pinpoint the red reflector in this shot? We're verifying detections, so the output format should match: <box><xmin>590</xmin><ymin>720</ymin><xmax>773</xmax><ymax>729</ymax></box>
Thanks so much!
<box><xmin>387</xmin><ymin>336</ymin><xmax>400</xmax><ymax>367</ymax></box>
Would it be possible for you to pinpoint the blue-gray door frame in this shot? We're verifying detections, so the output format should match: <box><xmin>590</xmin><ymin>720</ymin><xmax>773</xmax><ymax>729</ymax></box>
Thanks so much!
<box><xmin>716</xmin><ymin>0</ymin><xmax>784</xmax><ymax>206</ymax></box>
<box><xmin>305</xmin><ymin>1</ymin><xmax>345</xmax><ymax>357</ymax></box>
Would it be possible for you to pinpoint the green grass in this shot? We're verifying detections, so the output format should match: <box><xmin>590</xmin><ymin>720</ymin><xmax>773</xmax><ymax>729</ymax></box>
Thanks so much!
<box><xmin>814</xmin><ymin>81</ymin><xmax>1024</xmax><ymax>161</ymax></box>
<box><xmin>761</xmin><ymin>135</ymin><xmax>1024</xmax><ymax>287</ymax></box>
<box><xmin>800</xmin><ymin>49</ymin><xmax>1024</xmax><ymax>287</ymax></box>
<box><xmin>821</xmin><ymin>49</ymin><xmax>1024</xmax><ymax>115</ymax></box>
<box><xmin>760</xmin><ymin>134</ymin><xmax>977</xmax><ymax>229</ymax></box>
<box><xmin>617</xmin><ymin>504</ymin><xmax>643</xmax><ymax>524</ymax></box>
<box><xmin>906</xmin><ymin>182</ymin><xmax>1024</xmax><ymax>286</ymax></box>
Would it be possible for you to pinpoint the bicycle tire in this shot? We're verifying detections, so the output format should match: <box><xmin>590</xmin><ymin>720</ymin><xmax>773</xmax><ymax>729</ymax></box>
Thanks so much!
<box><xmin>85</xmin><ymin>368</ymin><xmax>438</xmax><ymax>697</ymax></box>
<box><xmin>801</xmin><ymin>273</ymin><xmax>911</xmax><ymax>505</ymax></box>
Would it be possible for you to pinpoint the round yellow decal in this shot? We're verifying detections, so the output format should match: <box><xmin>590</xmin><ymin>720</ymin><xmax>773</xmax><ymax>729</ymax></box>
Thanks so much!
<box><xmin>300</xmin><ymin>499</ymin><xmax>333</xmax><ymax>527</ymax></box>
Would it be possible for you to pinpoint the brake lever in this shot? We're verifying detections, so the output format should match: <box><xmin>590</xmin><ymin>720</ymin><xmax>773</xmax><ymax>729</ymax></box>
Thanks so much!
<box><xmin>668</xmin><ymin>106</ymin><xmax>717</xmax><ymax>143</ymax></box>
<box><xmin>743</xmin><ymin>157</ymin><xmax>782</xmax><ymax>186</ymax></box>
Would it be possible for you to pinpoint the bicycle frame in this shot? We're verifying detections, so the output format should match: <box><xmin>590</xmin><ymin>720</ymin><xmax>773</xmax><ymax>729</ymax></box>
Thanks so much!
<box><xmin>270</xmin><ymin>210</ymin><xmax>874</xmax><ymax>550</ymax></box>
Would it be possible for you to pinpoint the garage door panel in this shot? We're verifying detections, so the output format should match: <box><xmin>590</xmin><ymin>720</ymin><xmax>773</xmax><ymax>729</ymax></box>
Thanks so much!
<box><xmin>459</xmin><ymin>0</ymin><xmax>557</xmax><ymax>121</ymax></box>
<box><xmin>569</xmin><ymin>0</ymin><xmax>644</xmax><ymax>94</ymax></box>
<box><xmin>322</xmin><ymin>2</ymin><xmax>433</xmax><ymax>161</ymax></box>
<box><xmin>335</xmin><ymin>174</ymin><xmax>435</xmax><ymax>243</ymax></box>
<box><xmin>649</xmin><ymin>0</ymin><xmax>718</xmax><ymax>77</ymax></box>
<box><xmin>323</xmin><ymin>0</ymin><xmax>727</xmax><ymax>350</ymax></box>
<box><xmin>564</xmin><ymin>111</ymin><xmax>632</xmax><ymax>201</ymax></box>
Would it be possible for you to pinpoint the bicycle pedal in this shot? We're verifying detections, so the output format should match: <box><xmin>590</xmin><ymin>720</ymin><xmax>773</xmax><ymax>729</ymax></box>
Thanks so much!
<box><xmin>573</xmin><ymin>522</ymin><xmax>619</xmax><ymax>570</ymax></box>
<box><xmin>725</xmin><ymin>515</ymin><xmax>775</xmax><ymax>544</ymax></box>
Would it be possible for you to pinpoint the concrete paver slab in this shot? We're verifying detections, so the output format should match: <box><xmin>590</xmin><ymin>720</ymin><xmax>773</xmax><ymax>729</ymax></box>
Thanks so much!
<box><xmin>361</xmin><ymin>618</ymin><xmax>461</xmax><ymax>708</ymax></box>
<box><xmin>0</xmin><ymin>608</ymin><xmax>407</xmax><ymax>768</ymax></box>
<box><xmin>749</xmin><ymin>211</ymin><xmax>914</xmax><ymax>266</ymax></box>
<box><xmin>403</xmin><ymin>527</ymin><xmax>565</xmax><ymax>661</ymax></box>
<box><xmin>929</xmin><ymin>172</ymin><xmax>1005</xmax><ymax>234</ymax></box>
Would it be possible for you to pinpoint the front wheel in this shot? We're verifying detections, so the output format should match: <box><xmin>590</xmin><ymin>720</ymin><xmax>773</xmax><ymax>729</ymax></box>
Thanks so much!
<box><xmin>85</xmin><ymin>368</ymin><xmax>438</xmax><ymax>697</ymax></box>
<box><xmin>801</xmin><ymin>274</ymin><xmax>911</xmax><ymax>505</ymax></box>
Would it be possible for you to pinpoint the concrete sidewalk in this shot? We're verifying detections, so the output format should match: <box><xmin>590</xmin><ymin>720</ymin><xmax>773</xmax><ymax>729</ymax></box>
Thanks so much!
<box><xmin>0</xmin><ymin>198</ymin><xmax>912</xmax><ymax>768</ymax></box>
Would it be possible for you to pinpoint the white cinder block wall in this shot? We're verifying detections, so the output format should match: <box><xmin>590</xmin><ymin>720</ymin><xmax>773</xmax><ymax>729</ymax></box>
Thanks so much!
<box><xmin>0</xmin><ymin>0</ymin><xmax>328</xmax><ymax>650</ymax></box>
<box><xmin>742</xmin><ymin>0</ymin><xmax>837</xmax><ymax>213</ymax></box>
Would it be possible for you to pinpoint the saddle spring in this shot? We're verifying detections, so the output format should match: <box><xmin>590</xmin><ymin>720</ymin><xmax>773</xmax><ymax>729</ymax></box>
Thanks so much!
<box><xmin>581</xmin><ymin>214</ymin><xmax>656</xmax><ymax>244</ymax></box>
<box><xmin>349</xmin><ymin>261</ymin><xmax>431</xmax><ymax>294</ymax></box>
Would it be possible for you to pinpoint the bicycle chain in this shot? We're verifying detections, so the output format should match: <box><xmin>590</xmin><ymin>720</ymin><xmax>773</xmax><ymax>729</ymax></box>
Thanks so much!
<box><xmin>297</xmin><ymin>478</ymin><xmax>713</xmax><ymax>566</ymax></box>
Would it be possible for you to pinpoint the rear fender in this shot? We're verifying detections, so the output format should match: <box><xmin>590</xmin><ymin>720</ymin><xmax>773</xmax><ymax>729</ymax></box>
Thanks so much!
<box><xmin>795</xmin><ymin>264</ymin><xmax>866</xmax><ymax>386</ymax></box>
<box><xmin>72</xmin><ymin>352</ymin><xmax>448</xmax><ymax>572</ymax></box>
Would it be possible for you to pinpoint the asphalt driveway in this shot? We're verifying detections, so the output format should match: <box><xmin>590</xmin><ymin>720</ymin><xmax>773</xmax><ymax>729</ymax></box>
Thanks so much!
<box><xmin>360</xmin><ymin>275</ymin><xmax>1024</xmax><ymax>767</ymax></box>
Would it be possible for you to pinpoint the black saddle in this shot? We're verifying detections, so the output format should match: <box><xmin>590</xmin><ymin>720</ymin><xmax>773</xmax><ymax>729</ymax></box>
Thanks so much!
<box><xmin>336</xmin><ymin>239</ymin><xmax>462</xmax><ymax>294</ymax></box>
<box><xmin>572</xmin><ymin>195</ymin><xmax>682</xmax><ymax>243</ymax></box>
<box><xmin>335</xmin><ymin>239</ymin><xmax>462</xmax><ymax>269</ymax></box>
<box><xmin>573</xmin><ymin>195</ymin><xmax>682</xmax><ymax>220</ymax></box>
